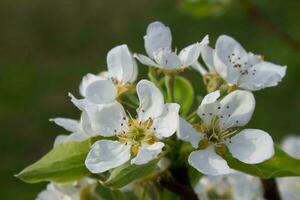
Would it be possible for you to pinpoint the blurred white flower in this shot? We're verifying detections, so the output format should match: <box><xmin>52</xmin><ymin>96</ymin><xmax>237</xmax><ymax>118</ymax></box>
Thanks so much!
<box><xmin>134</xmin><ymin>21</ymin><xmax>208</xmax><ymax>71</ymax></box>
<box><xmin>36</xmin><ymin>178</ymin><xmax>96</xmax><ymax>200</ymax></box>
<box><xmin>195</xmin><ymin>171</ymin><xmax>263</xmax><ymax>200</ymax></box>
<box><xmin>277</xmin><ymin>135</ymin><xmax>300</xmax><ymax>200</ymax></box>
<box><xmin>85</xmin><ymin>80</ymin><xmax>180</xmax><ymax>173</ymax></box>
<box><xmin>194</xmin><ymin>35</ymin><xmax>286</xmax><ymax>91</ymax></box>
<box><xmin>178</xmin><ymin>90</ymin><xmax>274</xmax><ymax>175</ymax></box>
<box><xmin>70</xmin><ymin>44</ymin><xmax>137</xmax><ymax>110</ymax></box>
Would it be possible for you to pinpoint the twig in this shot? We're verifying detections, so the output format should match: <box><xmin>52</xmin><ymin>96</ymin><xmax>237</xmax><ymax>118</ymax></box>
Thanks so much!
<box><xmin>157</xmin><ymin>175</ymin><xmax>198</xmax><ymax>200</ymax></box>
<box><xmin>241</xmin><ymin>0</ymin><xmax>300</xmax><ymax>52</ymax></box>
<box><xmin>261</xmin><ymin>178</ymin><xmax>281</xmax><ymax>200</ymax></box>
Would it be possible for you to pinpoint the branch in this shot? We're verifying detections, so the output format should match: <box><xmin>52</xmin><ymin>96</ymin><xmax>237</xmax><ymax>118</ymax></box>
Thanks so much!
<box><xmin>241</xmin><ymin>0</ymin><xmax>300</xmax><ymax>52</ymax></box>
<box><xmin>261</xmin><ymin>178</ymin><xmax>281</xmax><ymax>200</ymax></box>
<box><xmin>157</xmin><ymin>175</ymin><xmax>198</xmax><ymax>200</ymax></box>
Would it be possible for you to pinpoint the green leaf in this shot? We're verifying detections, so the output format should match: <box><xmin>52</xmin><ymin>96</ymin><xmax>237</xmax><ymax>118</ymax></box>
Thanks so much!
<box><xmin>111</xmin><ymin>190</ymin><xmax>129</xmax><ymax>200</ymax></box>
<box><xmin>173</xmin><ymin>76</ymin><xmax>194</xmax><ymax>115</ymax></box>
<box><xmin>227</xmin><ymin>145</ymin><xmax>300</xmax><ymax>178</ymax></box>
<box><xmin>16</xmin><ymin>139</ymin><xmax>92</xmax><ymax>183</ymax></box>
<box><xmin>104</xmin><ymin>160</ymin><xmax>158</xmax><ymax>189</ymax></box>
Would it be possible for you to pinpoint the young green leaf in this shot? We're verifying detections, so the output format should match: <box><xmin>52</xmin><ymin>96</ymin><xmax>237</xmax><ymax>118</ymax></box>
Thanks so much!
<box><xmin>173</xmin><ymin>76</ymin><xmax>194</xmax><ymax>116</ymax></box>
<box><xmin>104</xmin><ymin>160</ymin><xmax>158</xmax><ymax>189</ymax></box>
<box><xmin>226</xmin><ymin>145</ymin><xmax>300</xmax><ymax>178</ymax></box>
<box><xmin>16</xmin><ymin>139</ymin><xmax>92</xmax><ymax>183</ymax></box>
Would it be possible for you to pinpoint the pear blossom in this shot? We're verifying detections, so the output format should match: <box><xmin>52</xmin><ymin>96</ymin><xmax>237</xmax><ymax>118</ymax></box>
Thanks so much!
<box><xmin>178</xmin><ymin>90</ymin><xmax>274</xmax><ymax>175</ymax></box>
<box><xmin>193</xmin><ymin>35</ymin><xmax>287</xmax><ymax>91</ymax></box>
<box><xmin>69</xmin><ymin>44</ymin><xmax>138</xmax><ymax>110</ymax></box>
<box><xmin>195</xmin><ymin>171</ymin><xmax>263</xmax><ymax>200</ymax></box>
<box><xmin>134</xmin><ymin>21</ymin><xmax>208</xmax><ymax>71</ymax></box>
<box><xmin>36</xmin><ymin>178</ymin><xmax>96</xmax><ymax>200</ymax></box>
<box><xmin>85</xmin><ymin>80</ymin><xmax>180</xmax><ymax>173</ymax></box>
<box><xmin>277</xmin><ymin>135</ymin><xmax>300</xmax><ymax>200</ymax></box>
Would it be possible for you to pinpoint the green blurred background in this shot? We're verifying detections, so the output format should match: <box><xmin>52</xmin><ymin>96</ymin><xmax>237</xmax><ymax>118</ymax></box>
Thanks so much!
<box><xmin>1</xmin><ymin>0</ymin><xmax>300</xmax><ymax>199</ymax></box>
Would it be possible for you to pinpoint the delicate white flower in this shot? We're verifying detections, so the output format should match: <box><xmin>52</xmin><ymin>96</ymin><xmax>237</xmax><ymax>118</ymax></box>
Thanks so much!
<box><xmin>36</xmin><ymin>178</ymin><xmax>96</xmax><ymax>200</ymax></box>
<box><xmin>178</xmin><ymin>90</ymin><xmax>274</xmax><ymax>175</ymax></box>
<box><xmin>85</xmin><ymin>80</ymin><xmax>180</xmax><ymax>173</ymax></box>
<box><xmin>277</xmin><ymin>135</ymin><xmax>300</xmax><ymax>200</ymax></box>
<box><xmin>194</xmin><ymin>35</ymin><xmax>287</xmax><ymax>91</ymax></box>
<box><xmin>195</xmin><ymin>171</ymin><xmax>263</xmax><ymax>200</ymax></box>
<box><xmin>134</xmin><ymin>21</ymin><xmax>208</xmax><ymax>71</ymax></box>
<box><xmin>70</xmin><ymin>44</ymin><xmax>138</xmax><ymax>110</ymax></box>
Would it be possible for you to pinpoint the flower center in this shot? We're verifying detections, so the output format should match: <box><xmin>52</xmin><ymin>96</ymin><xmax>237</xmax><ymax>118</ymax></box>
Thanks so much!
<box><xmin>117</xmin><ymin>118</ymin><xmax>157</xmax><ymax>156</ymax></box>
<box><xmin>110</xmin><ymin>77</ymin><xmax>132</xmax><ymax>96</ymax></box>
<box><xmin>194</xmin><ymin>116</ymin><xmax>238</xmax><ymax>156</ymax></box>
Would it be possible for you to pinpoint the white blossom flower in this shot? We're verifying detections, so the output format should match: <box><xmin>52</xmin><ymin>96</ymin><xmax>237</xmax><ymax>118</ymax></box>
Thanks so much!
<box><xmin>36</xmin><ymin>178</ymin><xmax>96</xmax><ymax>200</ymax></box>
<box><xmin>69</xmin><ymin>44</ymin><xmax>138</xmax><ymax>110</ymax></box>
<box><xmin>195</xmin><ymin>171</ymin><xmax>263</xmax><ymax>200</ymax></box>
<box><xmin>193</xmin><ymin>35</ymin><xmax>287</xmax><ymax>91</ymax></box>
<box><xmin>178</xmin><ymin>90</ymin><xmax>274</xmax><ymax>175</ymax></box>
<box><xmin>134</xmin><ymin>21</ymin><xmax>208</xmax><ymax>71</ymax></box>
<box><xmin>85</xmin><ymin>80</ymin><xmax>180</xmax><ymax>173</ymax></box>
<box><xmin>277</xmin><ymin>135</ymin><xmax>300</xmax><ymax>200</ymax></box>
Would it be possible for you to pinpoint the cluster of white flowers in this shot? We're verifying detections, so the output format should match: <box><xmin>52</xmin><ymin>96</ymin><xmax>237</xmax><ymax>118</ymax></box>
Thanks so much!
<box><xmin>38</xmin><ymin>21</ymin><xmax>288</xmax><ymax>199</ymax></box>
<box><xmin>194</xmin><ymin>135</ymin><xmax>300</xmax><ymax>200</ymax></box>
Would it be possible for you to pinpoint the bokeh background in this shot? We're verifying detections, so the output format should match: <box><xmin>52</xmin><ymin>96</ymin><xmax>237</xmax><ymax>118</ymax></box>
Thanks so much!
<box><xmin>1</xmin><ymin>0</ymin><xmax>300</xmax><ymax>199</ymax></box>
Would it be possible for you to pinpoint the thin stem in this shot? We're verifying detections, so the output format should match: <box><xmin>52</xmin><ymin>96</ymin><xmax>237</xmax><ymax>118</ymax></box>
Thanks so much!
<box><xmin>165</xmin><ymin>74</ymin><xmax>175</xmax><ymax>102</ymax></box>
<box><xmin>261</xmin><ymin>178</ymin><xmax>281</xmax><ymax>200</ymax></box>
<box><xmin>148</xmin><ymin>67</ymin><xmax>162</xmax><ymax>89</ymax></box>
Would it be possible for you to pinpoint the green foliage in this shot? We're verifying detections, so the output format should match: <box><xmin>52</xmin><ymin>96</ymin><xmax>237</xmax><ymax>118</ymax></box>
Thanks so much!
<box><xmin>227</xmin><ymin>145</ymin><xmax>300</xmax><ymax>178</ymax></box>
<box><xmin>16</xmin><ymin>140</ymin><xmax>91</xmax><ymax>183</ymax></box>
<box><xmin>173</xmin><ymin>76</ymin><xmax>194</xmax><ymax>115</ymax></box>
<box><xmin>104</xmin><ymin>160</ymin><xmax>158</xmax><ymax>189</ymax></box>
<box><xmin>180</xmin><ymin>0</ymin><xmax>231</xmax><ymax>17</ymax></box>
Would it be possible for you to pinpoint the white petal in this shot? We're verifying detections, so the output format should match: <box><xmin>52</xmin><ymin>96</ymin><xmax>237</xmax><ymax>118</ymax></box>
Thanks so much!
<box><xmin>85</xmin><ymin>80</ymin><xmax>117</xmax><ymax>104</ymax></box>
<box><xmin>238</xmin><ymin>61</ymin><xmax>287</xmax><ymax>91</ymax></box>
<box><xmin>197</xmin><ymin>90</ymin><xmax>221</xmax><ymax>125</ymax></box>
<box><xmin>107</xmin><ymin>44</ymin><xmax>138</xmax><ymax>83</ymax></box>
<box><xmin>144</xmin><ymin>21</ymin><xmax>172</xmax><ymax>58</ymax></box>
<box><xmin>64</xmin><ymin>131</ymin><xmax>89</xmax><ymax>143</ymax></box>
<box><xmin>214</xmin><ymin>35</ymin><xmax>248</xmax><ymax>85</ymax></box>
<box><xmin>54</xmin><ymin>132</ymin><xmax>89</xmax><ymax>147</ymax></box>
<box><xmin>54</xmin><ymin>135</ymin><xmax>68</xmax><ymax>147</ymax></box>
<box><xmin>178</xmin><ymin>42</ymin><xmax>201</xmax><ymax>67</ymax></box>
<box><xmin>153</xmin><ymin>48</ymin><xmax>182</xmax><ymax>69</ymax></box>
<box><xmin>177</xmin><ymin>118</ymin><xmax>203</xmax><ymax>148</ymax></box>
<box><xmin>80</xmin><ymin>111</ymin><xmax>97</xmax><ymax>137</ymax></box>
<box><xmin>188</xmin><ymin>146</ymin><xmax>231</xmax><ymax>176</ymax></box>
<box><xmin>79</xmin><ymin>73</ymin><xmax>105</xmax><ymax>97</ymax></box>
<box><xmin>85</xmin><ymin>102</ymin><xmax>127</xmax><ymax>136</ymax></box>
<box><xmin>136</xmin><ymin>80</ymin><xmax>164</xmax><ymax>121</ymax></box>
<box><xmin>201</xmin><ymin>45</ymin><xmax>216</xmax><ymax>72</ymax></box>
<box><xmin>191</xmin><ymin>61</ymin><xmax>208</xmax><ymax>75</ymax></box>
<box><xmin>68</xmin><ymin>92</ymin><xmax>87</xmax><ymax>110</ymax></box>
<box><xmin>152</xmin><ymin>103</ymin><xmax>180</xmax><ymax>138</ymax></box>
<box><xmin>131</xmin><ymin>142</ymin><xmax>164</xmax><ymax>165</ymax></box>
<box><xmin>85</xmin><ymin>140</ymin><xmax>131</xmax><ymax>173</ymax></box>
<box><xmin>219</xmin><ymin>90</ymin><xmax>255</xmax><ymax>129</ymax></box>
<box><xmin>36</xmin><ymin>184</ymin><xmax>72</xmax><ymax>200</ymax></box>
<box><xmin>50</xmin><ymin>118</ymin><xmax>80</xmax><ymax>132</ymax></box>
<box><xmin>227</xmin><ymin>129</ymin><xmax>274</xmax><ymax>164</ymax></box>
<box><xmin>281</xmin><ymin>135</ymin><xmax>300</xmax><ymax>159</ymax></box>
<box><xmin>133</xmin><ymin>53</ymin><xmax>159</xmax><ymax>67</ymax></box>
